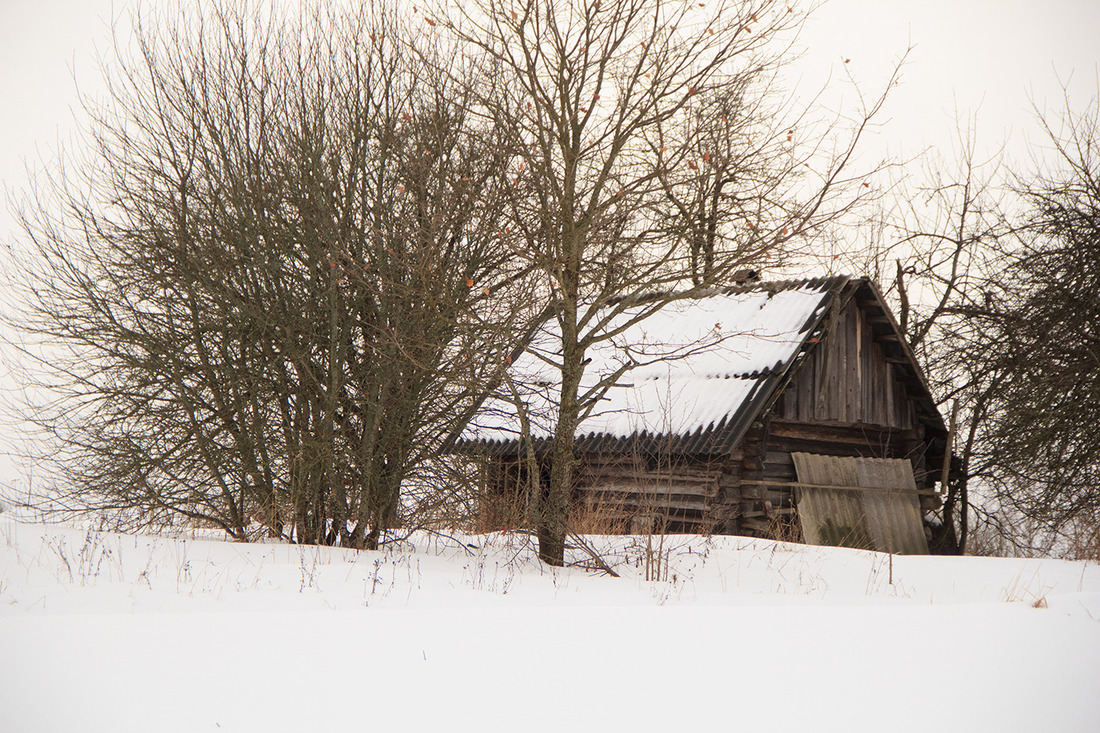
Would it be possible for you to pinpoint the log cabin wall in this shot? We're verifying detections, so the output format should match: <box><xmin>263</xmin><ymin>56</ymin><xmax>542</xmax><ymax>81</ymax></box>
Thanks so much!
<box><xmin>479</xmin><ymin>452</ymin><xmax>726</xmax><ymax>533</ymax></box>
<box><xmin>571</xmin><ymin>452</ymin><xmax>724</xmax><ymax>534</ymax></box>
<box><xmin>477</xmin><ymin>454</ymin><xmax>548</xmax><ymax>531</ymax></box>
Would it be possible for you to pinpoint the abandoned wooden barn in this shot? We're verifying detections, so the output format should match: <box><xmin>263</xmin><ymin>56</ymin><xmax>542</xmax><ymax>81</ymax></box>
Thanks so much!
<box><xmin>454</xmin><ymin>276</ymin><xmax>949</xmax><ymax>554</ymax></box>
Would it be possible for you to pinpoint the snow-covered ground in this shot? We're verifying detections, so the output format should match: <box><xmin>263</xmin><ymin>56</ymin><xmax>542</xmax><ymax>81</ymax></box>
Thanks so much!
<box><xmin>2</xmin><ymin>517</ymin><xmax>1098</xmax><ymax>732</ymax></box>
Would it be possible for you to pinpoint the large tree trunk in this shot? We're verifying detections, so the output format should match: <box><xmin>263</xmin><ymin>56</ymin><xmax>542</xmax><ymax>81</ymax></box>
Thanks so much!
<box><xmin>539</xmin><ymin>290</ymin><xmax>583</xmax><ymax>566</ymax></box>
<box><xmin>540</xmin><ymin>419</ymin><xmax>576</xmax><ymax>566</ymax></box>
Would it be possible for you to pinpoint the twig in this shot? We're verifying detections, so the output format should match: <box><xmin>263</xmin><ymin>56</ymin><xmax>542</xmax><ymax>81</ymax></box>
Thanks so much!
<box><xmin>566</xmin><ymin>532</ymin><xmax>621</xmax><ymax>577</ymax></box>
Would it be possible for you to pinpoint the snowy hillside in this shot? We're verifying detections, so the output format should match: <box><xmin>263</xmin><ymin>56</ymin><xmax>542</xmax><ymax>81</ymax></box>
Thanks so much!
<box><xmin>2</xmin><ymin>517</ymin><xmax>1098</xmax><ymax>732</ymax></box>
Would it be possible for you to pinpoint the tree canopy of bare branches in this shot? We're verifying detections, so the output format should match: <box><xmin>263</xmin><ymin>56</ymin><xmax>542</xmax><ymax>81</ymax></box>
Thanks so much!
<box><xmin>8</xmin><ymin>2</ymin><xmax>528</xmax><ymax>547</ymax></box>
<box><xmin>6</xmin><ymin>0</ymin><xmax>900</xmax><ymax>563</ymax></box>
<box><xmin>856</xmin><ymin>92</ymin><xmax>1100</xmax><ymax>557</ymax></box>
<box><xmin>432</xmin><ymin>0</ymin><xmax>894</xmax><ymax>564</ymax></box>
<box><xmin>975</xmin><ymin>95</ymin><xmax>1100</xmax><ymax>553</ymax></box>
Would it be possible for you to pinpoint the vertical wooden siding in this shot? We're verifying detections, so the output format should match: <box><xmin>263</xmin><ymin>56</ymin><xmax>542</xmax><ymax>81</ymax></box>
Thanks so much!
<box><xmin>777</xmin><ymin>299</ymin><xmax>913</xmax><ymax>429</ymax></box>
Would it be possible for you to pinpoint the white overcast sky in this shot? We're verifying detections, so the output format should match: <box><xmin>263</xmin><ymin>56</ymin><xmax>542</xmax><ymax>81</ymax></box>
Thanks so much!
<box><xmin>0</xmin><ymin>0</ymin><xmax>1097</xmax><ymax>486</ymax></box>
<box><xmin>2</xmin><ymin>0</ymin><xmax>1097</xmax><ymax>238</ymax></box>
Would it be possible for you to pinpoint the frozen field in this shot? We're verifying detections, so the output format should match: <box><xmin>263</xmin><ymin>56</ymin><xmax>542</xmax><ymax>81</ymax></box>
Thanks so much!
<box><xmin>2</xmin><ymin>517</ymin><xmax>1098</xmax><ymax>732</ymax></box>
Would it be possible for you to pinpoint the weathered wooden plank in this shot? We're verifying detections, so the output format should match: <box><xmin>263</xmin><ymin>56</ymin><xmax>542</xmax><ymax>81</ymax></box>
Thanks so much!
<box><xmin>760</xmin><ymin>463</ymin><xmax>797</xmax><ymax>482</ymax></box>
<box><xmin>739</xmin><ymin>479</ymin><xmax>936</xmax><ymax>496</ymax></box>
<box><xmin>763</xmin><ymin>450</ymin><xmax>795</xmax><ymax>466</ymax></box>
<box><xmin>827</xmin><ymin>307</ymin><xmax>842</xmax><ymax>420</ymax></box>
<box><xmin>863</xmin><ymin>309</ymin><xmax>877</xmax><ymax>424</ymax></box>
<box><xmin>739</xmin><ymin>517</ymin><xmax>773</xmax><ymax>534</ymax></box>
<box><xmin>765</xmin><ymin>440</ymin><xmax>895</xmax><ymax>462</ymax></box>
<box><xmin>798</xmin><ymin>349</ymin><xmax>814</xmax><ymax>419</ymax></box>
<box><xmin>584</xmin><ymin>480</ymin><xmax>717</xmax><ymax>498</ymax></box>
<box><xmin>580</xmin><ymin>493</ymin><xmax>713</xmax><ymax>513</ymax></box>
<box><xmin>579</xmin><ymin>463</ymin><xmax>721</xmax><ymax>482</ymax></box>
<box><xmin>583</xmin><ymin>466</ymin><xmax>721</xmax><ymax>483</ymax></box>
<box><xmin>842</xmin><ymin>301</ymin><xmax>855</xmax><ymax>423</ymax></box>
<box><xmin>884</xmin><ymin>348</ymin><xmax>897</xmax><ymax>427</ymax></box>
<box><xmin>639</xmin><ymin>466</ymin><xmax>722</xmax><ymax>480</ymax></box>
<box><xmin>855</xmin><ymin>301</ymin><xmax>864</xmax><ymax>423</ymax></box>
<box><xmin>765</xmin><ymin>490</ymin><xmax>796</xmax><ymax>507</ymax></box>
<box><xmin>768</xmin><ymin>434</ymin><xmax>890</xmax><ymax>452</ymax></box>
<box><xmin>776</xmin><ymin>382</ymin><xmax>792</xmax><ymax>419</ymax></box>
<box><xmin>874</xmin><ymin>341</ymin><xmax>889</xmax><ymax>426</ymax></box>
<box><xmin>739</xmin><ymin>483</ymin><xmax>767</xmax><ymax>500</ymax></box>
<box><xmin>768</xmin><ymin>418</ymin><xmax>918</xmax><ymax>442</ymax></box>
<box><xmin>741</xmin><ymin>506</ymin><xmax>797</xmax><ymax>519</ymax></box>
<box><xmin>718</xmin><ymin>478</ymin><xmax>743</xmax><ymax>492</ymax></box>
<box><xmin>666</xmin><ymin>516</ymin><xmax>713</xmax><ymax>530</ymax></box>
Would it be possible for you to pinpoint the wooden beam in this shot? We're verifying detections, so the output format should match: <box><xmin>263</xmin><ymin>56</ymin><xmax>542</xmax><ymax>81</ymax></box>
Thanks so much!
<box><xmin>584</xmin><ymin>480</ymin><xmax>717</xmax><ymax>498</ymax></box>
<box><xmin>580</xmin><ymin>494</ymin><xmax>712</xmax><ymax>513</ymax></box>
<box><xmin>739</xmin><ymin>479</ymin><xmax>938</xmax><ymax>497</ymax></box>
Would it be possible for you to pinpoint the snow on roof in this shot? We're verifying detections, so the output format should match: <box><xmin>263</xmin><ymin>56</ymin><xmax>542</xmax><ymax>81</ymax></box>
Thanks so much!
<box><xmin>459</xmin><ymin>278</ymin><xmax>842</xmax><ymax>453</ymax></box>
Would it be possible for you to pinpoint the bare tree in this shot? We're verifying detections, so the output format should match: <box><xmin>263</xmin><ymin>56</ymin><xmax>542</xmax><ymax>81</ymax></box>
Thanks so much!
<box><xmin>863</xmin><ymin>135</ymin><xmax>1008</xmax><ymax>554</ymax></box>
<box><xmin>978</xmin><ymin>92</ymin><xmax>1100</xmax><ymax>555</ymax></box>
<box><xmin>434</xmin><ymin>0</ymin><xmax>895</xmax><ymax>564</ymax></box>
<box><xmin>852</xmin><ymin>92</ymin><xmax>1100</xmax><ymax>558</ymax></box>
<box><xmin>7</xmin><ymin>2</ymin><xmax>528</xmax><ymax>546</ymax></box>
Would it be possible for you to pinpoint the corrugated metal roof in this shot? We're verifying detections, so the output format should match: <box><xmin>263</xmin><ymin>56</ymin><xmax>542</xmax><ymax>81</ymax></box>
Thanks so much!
<box><xmin>456</xmin><ymin>276</ymin><xmax>848</xmax><ymax>456</ymax></box>
<box><xmin>792</xmin><ymin>453</ymin><xmax>930</xmax><ymax>554</ymax></box>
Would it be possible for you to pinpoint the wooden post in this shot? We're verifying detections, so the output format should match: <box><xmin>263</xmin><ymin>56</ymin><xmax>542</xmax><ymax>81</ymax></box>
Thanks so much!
<box><xmin>940</xmin><ymin>400</ymin><xmax>958</xmax><ymax>492</ymax></box>
<box><xmin>940</xmin><ymin>399</ymin><xmax>959</xmax><ymax>551</ymax></box>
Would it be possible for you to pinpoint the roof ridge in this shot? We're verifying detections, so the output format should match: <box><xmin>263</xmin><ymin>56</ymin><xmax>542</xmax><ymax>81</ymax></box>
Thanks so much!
<box><xmin>605</xmin><ymin>274</ymin><xmax>851</xmax><ymax>307</ymax></box>
<box><xmin>719</xmin><ymin>274</ymin><xmax>851</xmax><ymax>295</ymax></box>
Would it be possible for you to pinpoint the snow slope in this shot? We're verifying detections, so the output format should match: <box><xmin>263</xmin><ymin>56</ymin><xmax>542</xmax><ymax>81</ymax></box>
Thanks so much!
<box><xmin>1</xmin><ymin>518</ymin><xmax>1098</xmax><ymax>732</ymax></box>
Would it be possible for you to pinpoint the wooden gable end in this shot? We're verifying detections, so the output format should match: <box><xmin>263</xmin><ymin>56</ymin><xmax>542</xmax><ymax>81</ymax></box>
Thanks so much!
<box><xmin>751</xmin><ymin>280</ymin><xmax>947</xmax><ymax>501</ymax></box>
<box><xmin>772</xmin><ymin>295</ymin><xmax>917</xmax><ymax>430</ymax></box>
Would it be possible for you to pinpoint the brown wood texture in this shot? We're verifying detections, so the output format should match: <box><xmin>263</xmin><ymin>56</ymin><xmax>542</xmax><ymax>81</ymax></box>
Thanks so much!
<box><xmin>776</xmin><ymin>299</ymin><xmax>918</xmax><ymax>429</ymax></box>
